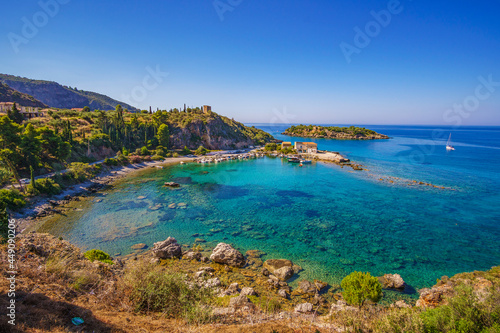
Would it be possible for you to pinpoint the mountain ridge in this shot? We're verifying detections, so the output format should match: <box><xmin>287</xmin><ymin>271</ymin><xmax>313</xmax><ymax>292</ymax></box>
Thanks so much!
<box><xmin>0</xmin><ymin>82</ymin><xmax>48</xmax><ymax>108</ymax></box>
<box><xmin>0</xmin><ymin>73</ymin><xmax>139</xmax><ymax>112</ymax></box>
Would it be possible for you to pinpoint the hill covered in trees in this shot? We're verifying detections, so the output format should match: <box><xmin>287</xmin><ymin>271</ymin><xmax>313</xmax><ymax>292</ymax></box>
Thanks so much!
<box><xmin>0</xmin><ymin>74</ymin><xmax>138</xmax><ymax>111</ymax></box>
<box><xmin>0</xmin><ymin>82</ymin><xmax>47</xmax><ymax>107</ymax></box>
<box><xmin>0</xmin><ymin>105</ymin><xmax>274</xmax><ymax>186</ymax></box>
<box><xmin>283</xmin><ymin>124</ymin><xmax>389</xmax><ymax>140</ymax></box>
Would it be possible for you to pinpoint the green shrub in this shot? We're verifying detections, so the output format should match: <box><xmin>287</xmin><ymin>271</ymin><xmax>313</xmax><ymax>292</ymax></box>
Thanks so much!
<box><xmin>151</xmin><ymin>155</ymin><xmax>164</xmax><ymax>161</ymax></box>
<box><xmin>420</xmin><ymin>285</ymin><xmax>500</xmax><ymax>333</ymax></box>
<box><xmin>84</xmin><ymin>249</ymin><xmax>113</xmax><ymax>265</ymax></box>
<box><xmin>181</xmin><ymin>146</ymin><xmax>191</xmax><ymax>155</ymax></box>
<box><xmin>104</xmin><ymin>157</ymin><xmax>119</xmax><ymax>166</ymax></box>
<box><xmin>341</xmin><ymin>271</ymin><xmax>382</xmax><ymax>308</ymax></box>
<box><xmin>140</xmin><ymin>146</ymin><xmax>150</xmax><ymax>156</ymax></box>
<box><xmin>67</xmin><ymin>162</ymin><xmax>97</xmax><ymax>182</ymax></box>
<box><xmin>116</xmin><ymin>154</ymin><xmax>130</xmax><ymax>165</ymax></box>
<box><xmin>195</xmin><ymin>145</ymin><xmax>208</xmax><ymax>156</ymax></box>
<box><xmin>264</xmin><ymin>143</ymin><xmax>278</xmax><ymax>151</ymax></box>
<box><xmin>0</xmin><ymin>189</ymin><xmax>26</xmax><ymax>210</ymax></box>
<box><xmin>173</xmin><ymin>152</ymin><xmax>179</xmax><ymax>158</ymax></box>
<box><xmin>27</xmin><ymin>178</ymin><xmax>62</xmax><ymax>196</ymax></box>
<box><xmin>0</xmin><ymin>204</ymin><xmax>10</xmax><ymax>243</ymax></box>
<box><xmin>125</xmin><ymin>263</ymin><xmax>213</xmax><ymax>322</ymax></box>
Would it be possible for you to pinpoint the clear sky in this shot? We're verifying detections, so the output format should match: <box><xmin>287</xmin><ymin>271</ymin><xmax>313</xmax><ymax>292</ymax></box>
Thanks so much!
<box><xmin>1</xmin><ymin>0</ymin><xmax>499</xmax><ymax>125</ymax></box>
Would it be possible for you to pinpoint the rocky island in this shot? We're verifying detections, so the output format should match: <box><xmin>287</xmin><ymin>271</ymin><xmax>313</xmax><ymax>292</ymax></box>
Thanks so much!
<box><xmin>283</xmin><ymin>124</ymin><xmax>389</xmax><ymax>140</ymax></box>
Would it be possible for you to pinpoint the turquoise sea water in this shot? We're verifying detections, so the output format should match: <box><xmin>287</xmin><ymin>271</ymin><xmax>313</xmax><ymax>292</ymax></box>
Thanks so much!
<box><xmin>37</xmin><ymin>125</ymin><xmax>500</xmax><ymax>291</ymax></box>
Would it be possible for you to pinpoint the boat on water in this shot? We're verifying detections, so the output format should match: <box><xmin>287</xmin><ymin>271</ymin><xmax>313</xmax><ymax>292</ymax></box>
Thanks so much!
<box><xmin>288</xmin><ymin>157</ymin><xmax>300</xmax><ymax>163</ymax></box>
<box><xmin>446</xmin><ymin>134</ymin><xmax>455</xmax><ymax>151</ymax></box>
<box><xmin>300</xmin><ymin>160</ymin><xmax>312</xmax><ymax>164</ymax></box>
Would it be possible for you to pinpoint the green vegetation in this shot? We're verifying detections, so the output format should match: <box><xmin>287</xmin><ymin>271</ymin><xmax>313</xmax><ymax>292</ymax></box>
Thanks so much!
<box><xmin>83</xmin><ymin>249</ymin><xmax>114</xmax><ymax>265</ymax></box>
<box><xmin>341</xmin><ymin>271</ymin><xmax>382</xmax><ymax>308</ymax></box>
<box><xmin>0</xmin><ymin>189</ymin><xmax>26</xmax><ymax>210</ymax></box>
<box><xmin>284</xmin><ymin>124</ymin><xmax>388</xmax><ymax>139</ymax></box>
<box><xmin>195</xmin><ymin>145</ymin><xmax>208</xmax><ymax>155</ymax></box>
<box><xmin>0</xmin><ymin>203</ymin><xmax>10</xmax><ymax>243</ymax></box>
<box><xmin>374</xmin><ymin>285</ymin><xmax>500</xmax><ymax>333</ymax></box>
<box><xmin>264</xmin><ymin>142</ymin><xmax>296</xmax><ymax>155</ymax></box>
<box><xmin>125</xmin><ymin>263</ymin><xmax>214</xmax><ymax>324</ymax></box>
<box><xmin>27</xmin><ymin>178</ymin><xmax>61</xmax><ymax>196</ymax></box>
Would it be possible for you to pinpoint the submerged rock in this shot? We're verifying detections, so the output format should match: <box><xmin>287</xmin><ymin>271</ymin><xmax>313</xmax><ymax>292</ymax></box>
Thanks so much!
<box><xmin>210</xmin><ymin>243</ymin><xmax>246</xmax><ymax>267</ymax></box>
<box><xmin>152</xmin><ymin>237</ymin><xmax>182</xmax><ymax>259</ymax></box>
<box><xmin>131</xmin><ymin>243</ymin><xmax>148</xmax><ymax>250</ymax></box>
<box><xmin>164</xmin><ymin>182</ymin><xmax>180</xmax><ymax>187</ymax></box>
<box><xmin>263</xmin><ymin>259</ymin><xmax>293</xmax><ymax>272</ymax></box>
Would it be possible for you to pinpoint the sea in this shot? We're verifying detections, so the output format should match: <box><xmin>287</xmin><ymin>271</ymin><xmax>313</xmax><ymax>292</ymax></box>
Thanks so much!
<box><xmin>36</xmin><ymin>124</ymin><xmax>500</xmax><ymax>294</ymax></box>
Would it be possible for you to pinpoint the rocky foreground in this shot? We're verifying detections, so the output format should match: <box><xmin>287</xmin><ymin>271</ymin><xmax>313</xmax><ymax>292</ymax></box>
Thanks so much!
<box><xmin>2</xmin><ymin>233</ymin><xmax>499</xmax><ymax>332</ymax></box>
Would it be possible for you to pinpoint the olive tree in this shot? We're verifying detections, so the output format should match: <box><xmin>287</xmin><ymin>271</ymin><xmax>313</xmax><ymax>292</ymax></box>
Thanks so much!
<box><xmin>341</xmin><ymin>271</ymin><xmax>382</xmax><ymax>308</ymax></box>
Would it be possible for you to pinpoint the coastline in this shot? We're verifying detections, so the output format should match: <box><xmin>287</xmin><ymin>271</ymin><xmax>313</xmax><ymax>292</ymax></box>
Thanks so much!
<box><xmin>14</xmin><ymin>157</ymin><xmax>195</xmax><ymax>233</ymax></box>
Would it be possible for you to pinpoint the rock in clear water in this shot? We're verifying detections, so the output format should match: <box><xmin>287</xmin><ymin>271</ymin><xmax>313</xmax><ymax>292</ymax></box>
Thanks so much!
<box><xmin>210</xmin><ymin>243</ymin><xmax>246</xmax><ymax>267</ymax></box>
<box><xmin>274</xmin><ymin>266</ymin><xmax>294</xmax><ymax>281</ymax></box>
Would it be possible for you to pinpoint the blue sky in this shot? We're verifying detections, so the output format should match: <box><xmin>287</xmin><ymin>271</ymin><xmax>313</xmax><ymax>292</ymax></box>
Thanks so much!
<box><xmin>1</xmin><ymin>0</ymin><xmax>499</xmax><ymax>125</ymax></box>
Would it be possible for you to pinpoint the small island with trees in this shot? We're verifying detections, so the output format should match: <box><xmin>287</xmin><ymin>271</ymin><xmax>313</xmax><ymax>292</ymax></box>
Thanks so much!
<box><xmin>283</xmin><ymin>124</ymin><xmax>389</xmax><ymax>140</ymax></box>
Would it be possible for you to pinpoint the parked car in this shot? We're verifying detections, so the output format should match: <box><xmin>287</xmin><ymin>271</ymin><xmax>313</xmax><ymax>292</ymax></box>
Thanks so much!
<box><xmin>20</xmin><ymin>178</ymin><xmax>31</xmax><ymax>184</ymax></box>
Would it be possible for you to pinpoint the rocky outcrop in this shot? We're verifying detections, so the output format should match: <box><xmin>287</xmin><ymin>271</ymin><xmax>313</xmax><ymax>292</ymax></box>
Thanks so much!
<box><xmin>416</xmin><ymin>283</ymin><xmax>454</xmax><ymax>308</ymax></box>
<box><xmin>263</xmin><ymin>259</ymin><xmax>295</xmax><ymax>281</ymax></box>
<box><xmin>167</xmin><ymin>114</ymin><xmax>274</xmax><ymax>150</ymax></box>
<box><xmin>229</xmin><ymin>295</ymin><xmax>253</xmax><ymax>309</ymax></box>
<box><xmin>273</xmin><ymin>266</ymin><xmax>294</xmax><ymax>281</ymax></box>
<box><xmin>210</xmin><ymin>243</ymin><xmax>246</xmax><ymax>267</ymax></box>
<box><xmin>380</xmin><ymin>274</ymin><xmax>406</xmax><ymax>289</ymax></box>
<box><xmin>241</xmin><ymin>287</ymin><xmax>257</xmax><ymax>296</ymax></box>
<box><xmin>152</xmin><ymin>237</ymin><xmax>182</xmax><ymax>259</ymax></box>
<box><xmin>294</xmin><ymin>303</ymin><xmax>313</xmax><ymax>313</ymax></box>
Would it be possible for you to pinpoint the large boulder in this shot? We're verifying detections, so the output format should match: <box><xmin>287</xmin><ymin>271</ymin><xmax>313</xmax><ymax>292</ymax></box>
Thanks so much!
<box><xmin>210</xmin><ymin>243</ymin><xmax>246</xmax><ymax>267</ymax></box>
<box><xmin>294</xmin><ymin>303</ymin><xmax>313</xmax><ymax>313</ymax></box>
<box><xmin>263</xmin><ymin>259</ymin><xmax>295</xmax><ymax>281</ymax></box>
<box><xmin>263</xmin><ymin>259</ymin><xmax>293</xmax><ymax>271</ymax></box>
<box><xmin>229</xmin><ymin>295</ymin><xmax>253</xmax><ymax>309</ymax></box>
<box><xmin>240</xmin><ymin>287</ymin><xmax>257</xmax><ymax>296</ymax></box>
<box><xmin>274</xmin><ymin>266</ymin><xmax>294</xmax><ymax>281</ymax></box>
<box><xmin>298</xmin><ymin>280</ymin><xmax>317</xmax><ymax>294</ymax></box>
<box><xmin>152</xmin><ymin>237</ymin><xmax>182</xmax><ymax>259</ymax></box>
<box><xmin>381</xmin><ymin>274</ymin><xmax>406</xmax><ymax>289</ymax></box>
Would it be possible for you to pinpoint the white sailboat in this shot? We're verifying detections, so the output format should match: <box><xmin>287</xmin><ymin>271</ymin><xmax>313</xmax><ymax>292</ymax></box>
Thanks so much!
<box><xmin>446</xmin><ymin>133</ymin><xmax>455</xmax><ymax>151</ymax></box>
